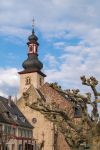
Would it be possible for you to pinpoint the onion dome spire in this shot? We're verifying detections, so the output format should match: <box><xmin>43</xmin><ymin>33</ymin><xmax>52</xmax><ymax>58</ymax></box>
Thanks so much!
<box><xmin>22</xmin><ymin>21</ymin><xmax>43</xmax><ymax>72</ymax></box>
<box><xmin>28</xmin><ymin>20</ymin><xmax>38</xmax><ymax>43</ymax></box>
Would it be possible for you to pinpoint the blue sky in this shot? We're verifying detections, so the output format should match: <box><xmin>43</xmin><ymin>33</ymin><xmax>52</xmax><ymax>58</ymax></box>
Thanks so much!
<box><xmin>0</xmin><ymin>0</ymin><xmax>100</xmax><ymax>109</ymax></box>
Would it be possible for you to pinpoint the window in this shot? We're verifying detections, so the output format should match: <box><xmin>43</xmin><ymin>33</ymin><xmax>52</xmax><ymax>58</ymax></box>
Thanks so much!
<box><xmin>11</xmin><ymin>125</ymin><xmax>16</xmax><ymax>136</ymax></box>
<box><xmin>25</xmin><ymin>77</ymin><xmax>31</xmax><ymax>85</ymax></box>
<box><xmin>0</xmin><ymin>125</ymin><xmax>2</xmax><ymax>132</ymax></box>
<box><xmin>18</xmin><ymin>144</ymin><xmax>22</xmax><ymax>150</ymax></box>
<box><xmin>25</xmin><ymin>143</ymin><xmax>34</xmax><ymax>150</ymax></box>
<box><xmin>13</xmin><ymin>115</ymin><xmax>17</xmax><ymax>121</ymax></box>
<box><xmin>19</xmin><ymin>116</ymin><xmax>25</xmax><ymax>123</ymax></box>
<box><xmin>29</xmin><ymin>45</ymin><xmax>33</xmax><ymax>52</ymax></box>
<box><xmin>4</xmin><ymin>125</ymin><xmax>12</xmax><ymax>135</ymax></box>
<box><xmin>25</xmin><ymin>130</ymin><xmax>29</xmax><ymax>138</ymax></box>
<box><xmin>25</xmin><ymin>130</ymin><xmax>32</xmax><ymax>138</ymax></box>
<box><xmin>28</xmin><ymin>130</ymin><xmax>32</xmax><ymax>138</ymax></box>
<box><xmin>18</xmin><ymin>128</ymin><xmax>22</xmax><ymax>137</ymax></box>
<box><xmin>40</xmin><ymin>78</ymin><xmax>42</xmax><ymax>86</ymax></box>
<box><xmin>24</xmin><ymin>130</ymin><xmax>27</xmax><ymax>138</ymax></box>
<box><xmin>7</xmin><ymin>126</ymin><xmax>11</xmax><ymax>134</ymax></box>
<box><xmin>21</xmin><ymin>129</ymin><xmax>24</xmax><ymax>137</ymax></box>
<box><xmin>74</xmin><ymin>105</ymin><xmax>82</xmax><ymax>118</ymax></box>
<box><xmin>6</xmin><ymin>111</ymin><xmax>10</xmax><ymax>118</ymax></box>
<box><xmin>4</xmin><ymin>125</ymin><xmax>8</xmax><ymax>134</ymax></box>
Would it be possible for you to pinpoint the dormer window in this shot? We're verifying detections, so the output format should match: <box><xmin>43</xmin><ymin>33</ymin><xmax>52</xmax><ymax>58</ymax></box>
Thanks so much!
<box><xmin>13</xmin><ymin>115</ymin><xmax>18</xmax><ymax>121</ymax></box>
<box><xmin>6</xmin><ymin>111</ymin><xmax>10</xmax><ymax>118</ymax></box>
<box><xmin>19</xmin><ymin>116</ymin><xmax>25</xmax><ymax>123</ymax></box>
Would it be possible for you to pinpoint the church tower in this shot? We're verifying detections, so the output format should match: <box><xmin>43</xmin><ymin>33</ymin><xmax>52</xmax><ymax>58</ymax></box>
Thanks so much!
<box><xmin>18</xmin><ymin>24</ymin><xmax>46</xmax><ymax>96</ymax></box>
<box><xmin>17</xmin><ymin>22</ymin><xmax>70</xmax><ymax>150</ymax></box>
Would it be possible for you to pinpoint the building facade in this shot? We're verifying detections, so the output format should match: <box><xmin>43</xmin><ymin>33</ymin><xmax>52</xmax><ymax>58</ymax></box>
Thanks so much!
<box><xmin>0</xmin><ymin>96</ymin><xmax>34</xmax><ymax>150</ymax></box>
<box><xmin>17</xmin><ymin>26</ymin><xmax>71</xmax><ymax>150</ymax></box>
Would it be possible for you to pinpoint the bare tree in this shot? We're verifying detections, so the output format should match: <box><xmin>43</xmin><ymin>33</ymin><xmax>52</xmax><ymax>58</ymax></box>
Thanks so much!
<box><xmin>24</xmin><ymin>76</ymin><xmax>100</xmax><ymax>150</ymax></box>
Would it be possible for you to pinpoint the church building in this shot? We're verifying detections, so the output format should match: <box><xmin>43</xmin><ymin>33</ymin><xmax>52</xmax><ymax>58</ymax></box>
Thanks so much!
<box><xmin>17</xmin><ymin>25</ymin><xmax>71</xmax><ymax>150</ymax></box>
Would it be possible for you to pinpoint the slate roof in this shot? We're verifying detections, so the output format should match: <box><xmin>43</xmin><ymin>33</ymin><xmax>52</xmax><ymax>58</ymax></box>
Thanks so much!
<box><xmin>0</xmin><ymin>96</ymin><xmax>33</xmax><ymax>129</ymax></box>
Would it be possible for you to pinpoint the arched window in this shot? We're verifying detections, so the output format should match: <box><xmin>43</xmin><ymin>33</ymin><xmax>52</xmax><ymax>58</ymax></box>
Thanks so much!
<box><xmin>25</xmin><ymin>77</ymin><xmax>31</xmax><ymax>85</ymax></box>
<box><xmin>29</xmin><ymin>44</ymin><xmax>34</xmax><ymax>53</ymax></box>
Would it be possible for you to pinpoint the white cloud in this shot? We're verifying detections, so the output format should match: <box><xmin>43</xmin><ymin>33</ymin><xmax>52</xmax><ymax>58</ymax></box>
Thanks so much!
<box><xmin>53</xmin><ymin>42</ymin><xmax>66</xmax><ymax>49</ymax></box>
<box><xmin>0</xmin><ymin>68</ymin><xmax>19</xmax><ymax>97</ymax></box>
<box><xmin>0</xmin><ymin>0</ymin><xmax>100</xmax><ymax>113</ymax></box>
<box><xmin>0</xmin><ymin>26</ymin><xmax>30</xmax><ymax>40</ymax></box>
<box><xmin>0</xmin><ymin>0</ymin><xmax>99</xmax><ymax>34</ymax></box>
<box><xmin>0</xmin><ymin>0</ymin><xmax>100</xmax><ymax>45</ymax></box>
<box><xmin>43</xmin><ymin>54</ymin><xmax>58</xmax><ymax>68</ymax></box>
<box><xmin>45</xmin><ymin>42</ymin><xmax>100</xmax><ymax>92</ymax></box>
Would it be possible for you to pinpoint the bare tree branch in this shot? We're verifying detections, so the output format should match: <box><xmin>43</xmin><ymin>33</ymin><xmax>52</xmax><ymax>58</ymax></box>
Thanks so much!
<box><xmin>24</xmin><ymin>76</ymin><xmax>100</xmax><ymax>150</ymax></box>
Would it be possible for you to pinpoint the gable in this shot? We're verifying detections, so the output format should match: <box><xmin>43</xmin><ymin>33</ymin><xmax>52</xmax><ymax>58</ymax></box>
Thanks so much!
<box><xmin>17</xmin><ymin>84</ymin><xmax>41</xmax><ymax>106</ymax></box>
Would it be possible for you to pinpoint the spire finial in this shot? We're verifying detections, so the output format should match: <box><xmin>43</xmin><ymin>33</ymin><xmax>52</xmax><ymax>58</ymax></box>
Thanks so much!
<box><xmin>32</xmin><ymin>18</ymin><xmax>35</xmax><ymax>28</ymax></box>
<box><xmin>32</xmin><ymin>18</ymin><xmax>35</xmax><ymax>34</ymax></box>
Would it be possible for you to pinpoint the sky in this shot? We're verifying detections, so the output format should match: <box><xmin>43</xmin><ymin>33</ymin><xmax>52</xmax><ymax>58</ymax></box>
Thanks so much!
<box><xmin>0</xmin><ymin>0</ymin><xmax>100</xmax><ymax>107</ymax></box>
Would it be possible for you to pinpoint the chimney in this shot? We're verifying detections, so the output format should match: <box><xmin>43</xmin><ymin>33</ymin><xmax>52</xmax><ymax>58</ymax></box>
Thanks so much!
<box><xmin>13</xmin><ymin>96</ymin><xmax>17</xmax><ymax>104</ymax></box>
<box><xmin>8</xmin><ymin>96</ymin><xmax>12</xmax><ymax>107</ymax></box>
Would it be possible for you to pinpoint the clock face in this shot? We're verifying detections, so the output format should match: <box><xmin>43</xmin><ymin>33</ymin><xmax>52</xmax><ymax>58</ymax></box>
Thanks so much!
<box><xmin>25</xmin><ymin>77</ymin><xmax>31</xmax><ymax>85</ymax></box>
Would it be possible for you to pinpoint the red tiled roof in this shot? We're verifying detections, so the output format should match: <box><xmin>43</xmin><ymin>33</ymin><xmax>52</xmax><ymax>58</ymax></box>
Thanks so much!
<box><xmin>39</xmin><ymin>82</ymin><xmax>72</xmax><ymax>110</ymax></box>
